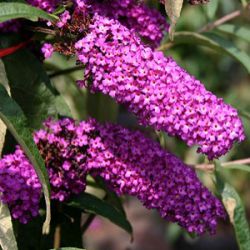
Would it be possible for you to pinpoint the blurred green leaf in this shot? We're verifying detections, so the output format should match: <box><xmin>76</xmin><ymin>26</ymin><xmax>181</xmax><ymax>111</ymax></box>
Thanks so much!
<box><xmin>94</xmin><ymin>176</ymin><xmax>126</xmax><ymax>217</ymax></box>
<box><xmin>223</xmin><ymin>164</ymin><xmax>250</xmax><ymax>173</ymax></box>
<box><xmin>0</xmin><ymin>85</ymin><xmax>51</xmax><ymax>234</ymax></box>
<box><xmin>215</xmin><ymin>164</ymin><xmax>250</xmax><ymax>250</ymax></box>
<box><xmin>67</xmin><ymin>192</ymin><xmax>133</xmax><ymax>235</ymax></box>
<box><xmin>217</xmin><ymin>24</ymin><xmax>250</xmax><ymax>43</ymax></box>
<box><xmin>164</xmin><ymin>31</ymin><xmax>250</xmax><ymax>73</ymax></box>
<box><xmin>238</xmin><ymin>109</ymin><xmax>250</xmax><ymax>120</ymax></box>
<box><xmin>0</xmin><ymin>201</ymin><xmax>18</xmax><ymax>250</ymax></box>
<box><xmin>240</xmin><ymin>0</ymin><xmax>247</xmax><ymax>7</ymax></box>
<box><xmin>87</xmin><ymin>93</ymin><xmax>118</xmax><ymax>122</ymax></box>
<box><xmin>0</xmin><ymin>2</ymin><xmax>58</xmax><ymax>23</ymax></box>
<box><xmin>0</xmin><ymin>34</ymin><xmax>68</xmax><ymax>129</ymax></box>
<box><xmin>167</xmin><ymin>223</ymin><xmax>182</xmax><ymax>244</ymax></box>
<box><xmin>202</xmin><ymin>0</ymin><xmax>219</xmax><ymax>20</ymax></box>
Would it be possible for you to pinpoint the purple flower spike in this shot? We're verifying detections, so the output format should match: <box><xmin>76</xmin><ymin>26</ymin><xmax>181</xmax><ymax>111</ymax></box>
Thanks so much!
<box><xmin>90</xmin><ymin>122</ymin><xmax>226</xmax><ymax>235</ymax></box>
<box><xmin>0</xmin><ymin>118</ymin><xmax>226</xmax><ymax>235</ymax></box>
<box><xmin>75</xmin><ymin>14</ymin><xmax>245</xmax><ymax>159</ymax></box>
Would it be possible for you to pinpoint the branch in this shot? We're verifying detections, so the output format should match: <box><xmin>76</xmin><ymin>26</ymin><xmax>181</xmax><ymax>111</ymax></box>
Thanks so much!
<box><xmin>25</xmin><ymin>26</ymin><xmax>56</xmax><ymax>35</ymax></box>
<box><xmin>194</xmin><ymin>158</ymin><xmax>250</xmax><ymax>171</ymax></box>
<box><xmin>49</xmin><ymin>66</ymin><xmax>84</xmax><ymax>78</ymax></box>
<box><xmin>81</xmin><ymin>214</ymin><xmax>96</xmax><ymax>234</ymax></box>
<box><xmin>198</xmin><ymin>9</ymin><xmax>243</xmax><ymax>33</ymax></box>
<box><xmin>157</xmin><ymin>41</ymin><xmax>174</xmax><ymax>51</ymax></box>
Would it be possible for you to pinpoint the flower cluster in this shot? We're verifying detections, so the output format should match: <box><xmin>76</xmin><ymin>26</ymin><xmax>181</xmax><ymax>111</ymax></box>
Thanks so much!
<box><xmin>41</xmin><ymin>43</ymin><xmax>54</xmax><ymax>58</ymax></box>
<box><xmin>92</xmin><ymin>122</ymin><xmax>226</xmax><ymax>235</ymax></box>
<box><xmin>33</xmin><ymin>118</ymin><xmax>91</xmax><ymax>201</ymax></box>
<box><xmin>0</xmin><ymin>147</ymin><xmax>41</xmax><ymax>224</ymax></box>
<box><xmin>0</xmin><ymin>20</ymin><xmax>21</xmax><ymax>33</ymax></box>
<box><xmin>56</xmin><ymin>10</ymin><xmax>71</xmax><ymax>28</ymax></box>
<box><xmin>0</xmin><ymin>118</ymin><xmax>225</xmax><ymax>234</ymax></box>
<box><xmin>75</xmin><ymin>14</ymin><xmax>245</xmax><ymax>159</ymax></box>
<box><xmin>87</xmin><ymin>0</ymin><xmax>169</xmax><ymax>47</ymax></box>
<box><xmin>26</xmin><ymin>0</ymin><xmax>59</xmax><ymax>12</ymax></box>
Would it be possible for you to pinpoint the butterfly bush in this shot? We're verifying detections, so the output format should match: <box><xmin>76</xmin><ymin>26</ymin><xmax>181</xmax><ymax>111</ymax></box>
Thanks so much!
<box><xmin>75</xmin><ymin>13</ymin><xmax>245</xmax><ymax>159</ymax></box>
<box><xmin>0</xmin><ymin>118</ymin><xmax>225</xmax><ymax>234</ymax></box>
<box><xmin>0</xmin><ymin>20</ymin><xmax>21</xmax><ymax>33</ymax></box>
<box><xmin>26</xmin><ymin>0</ymin><xmax>59</xmax><ymax>12</ymax></box>
<box><xmin>87</xmin><ymin>0</ymin><xmax>169</xmax><ymax>48</ymax></box>
<box><xmin>0</xmin><ymin>147</ymin><xmax>41</xmax><ymax>223</ymax></box>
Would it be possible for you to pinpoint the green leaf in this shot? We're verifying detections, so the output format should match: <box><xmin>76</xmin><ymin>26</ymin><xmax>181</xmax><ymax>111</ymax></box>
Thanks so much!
<box><xmin>217</xmin><ymin>24</ymin><xmax>250</xmax><ymax>43</ymax></box>
<box><xmin>0</xmin><ymin>85</ymin><xmax>51</xmax><ymax>234</ymax></box>
<box><xmin>67</xmin><ymin>192</ymin><xmax>133</xmax><ymax>235</ymax></box>
<box><xmin>0</xmin><ymin>201</ymin><xmax>18</xmax><ymax>250</ymax></box>
<box><xmin>164</xmin><ymin>0</ymin><xmax>184</xmax><ymax>41</ymax></box>
<box><xmin>94</xmin><ymin>176</ymin><xmax>126</xmax><ymax>217</ymax></box>
<box><xmin>238</xmin><ymin>109</ymin><xmax>250</xmax><ymax>120</ymax></box>
<box><xmin>215</xmin><ymin>165</ymin><xmax>250</xmax><ymax>250</ymax></box>
<box><xmin>202</xmin><ymin>0</ymin><xmax>219</xmax><ymax>20</ymax></box>
<box><xmin>240</xmin><ymin>0</ymin><xmax>247</xmax><ymax>7</ymax></box>
<box><xmin>223</xmin><ymin>164</ymin><xmax>250</xmax><ymax>173</ymax></box>
<box><xmin>0</xmin><ymin>34</ymin><xmax>61</xmax><ymax>129</ymax></box>
<box><xmin>0</xmin><ymin>2</ymin><xmax>58</xmax><ymax>23</ymax></box>
<box><xmin>0</xmin><ymin>60</ymin><xmax>9</xmax><ymax>155</ymax></box>
<box><xmin>166</xmin><ymin>31</ymin><xmax>250</xmax><ymax>73</ymax></box>
<box><xmin>87</xmin><ymin>93</ymin><xmax>118</xmax><ymax>123</ymax></box>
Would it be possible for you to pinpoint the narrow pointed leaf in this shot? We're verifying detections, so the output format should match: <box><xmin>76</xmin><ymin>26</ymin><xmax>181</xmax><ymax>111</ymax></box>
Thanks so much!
<box><xmin>217</xmin><ymin>24</ymin><xmax>250</xmax><ymax>43</ymax></box>
<box><xmin>202</xmin><ymin>0</ymin><xmax>219</xmax><ymax>20</ymax></box>
<box><xmin>0</xmin><ymin>2</ymin><xmax>58</xmax><ymax>23</ymax></box>
<box><xmin>0</xmin><ymin>60</ymin><xmax>9</xmax><ymax>155</ymax></box>
<box><xmin>164</xmin><ymin>0</ymin><xmax>184</xmax><ymax>41</ymax></box>
<box><xmin>67</xmin><ymin>193</ymin><xmax>133</xmax><ymax>235</ymax></box>
<box><xmin>0</xmin><ymin>85</ymin><xmax>51</xmax><ymax>234</ymax></box>
<box><xmin>163</xmin><ymin>31</ymin><xmax>250</xmax><ymax>73</ymax></box>
<box><xmin>0</xmin><ymin>201</ymin><xmax>18</xmax><ymax>250</ymax></box>
<box><xmin>223</xmin><ymin>164</ymin><xmax>250</xmax><ymax>173</ymax></box>
<box><xmin>215</xmin><ymin>164</ymin><xmax>250</xmax><ymax>250</ymax></box>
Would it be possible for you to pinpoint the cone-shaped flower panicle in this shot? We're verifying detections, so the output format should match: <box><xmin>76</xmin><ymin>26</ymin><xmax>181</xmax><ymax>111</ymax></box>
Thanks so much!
<box><xmin>75</xmin><ymin>14</ymin><xmax>245</xmax><ymax>159</ymax></box>
<box><xmin>0</xmin><ymin>118</ymin><xmax>225</xmax><ymax>234</ymax></box>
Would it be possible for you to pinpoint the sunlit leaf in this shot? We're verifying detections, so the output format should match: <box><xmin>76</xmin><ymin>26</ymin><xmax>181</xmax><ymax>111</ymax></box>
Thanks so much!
<box><xmin>164</xmin><ymin>0</ymin><xmax>184</xmax><ymax>41</ymax></box>
<box><xmin>215</xmin><ymin>163</ymin><xmax>250</xmax><ymax>250</ymax></box>
<box><xmin>161</xmin><ymin>31</ymin><xmax>250</xmax><ymax>73</ymax></box>
<box><xmin>0</xmin><ymin>201</ymin><xmax>18</xmax><ymax>250</ymax></box>
<box><xmin>202</xmin><ymin>0</ymin><xmax>219</xmax><ymax>20</ymax></box>
<box><xmin>217</xmin><ymin>24</ymin><xmax>250</xmax><ymax>43</ymax></box>
<box><xmin>0</xmin><ymin>2</ymin><xmax>58</xmax><ymax>23</ymax></box>
<box><xmin>223</xmin><ymin>164</ymin><xmax>250</xmax><ymax>173</ymax></box>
